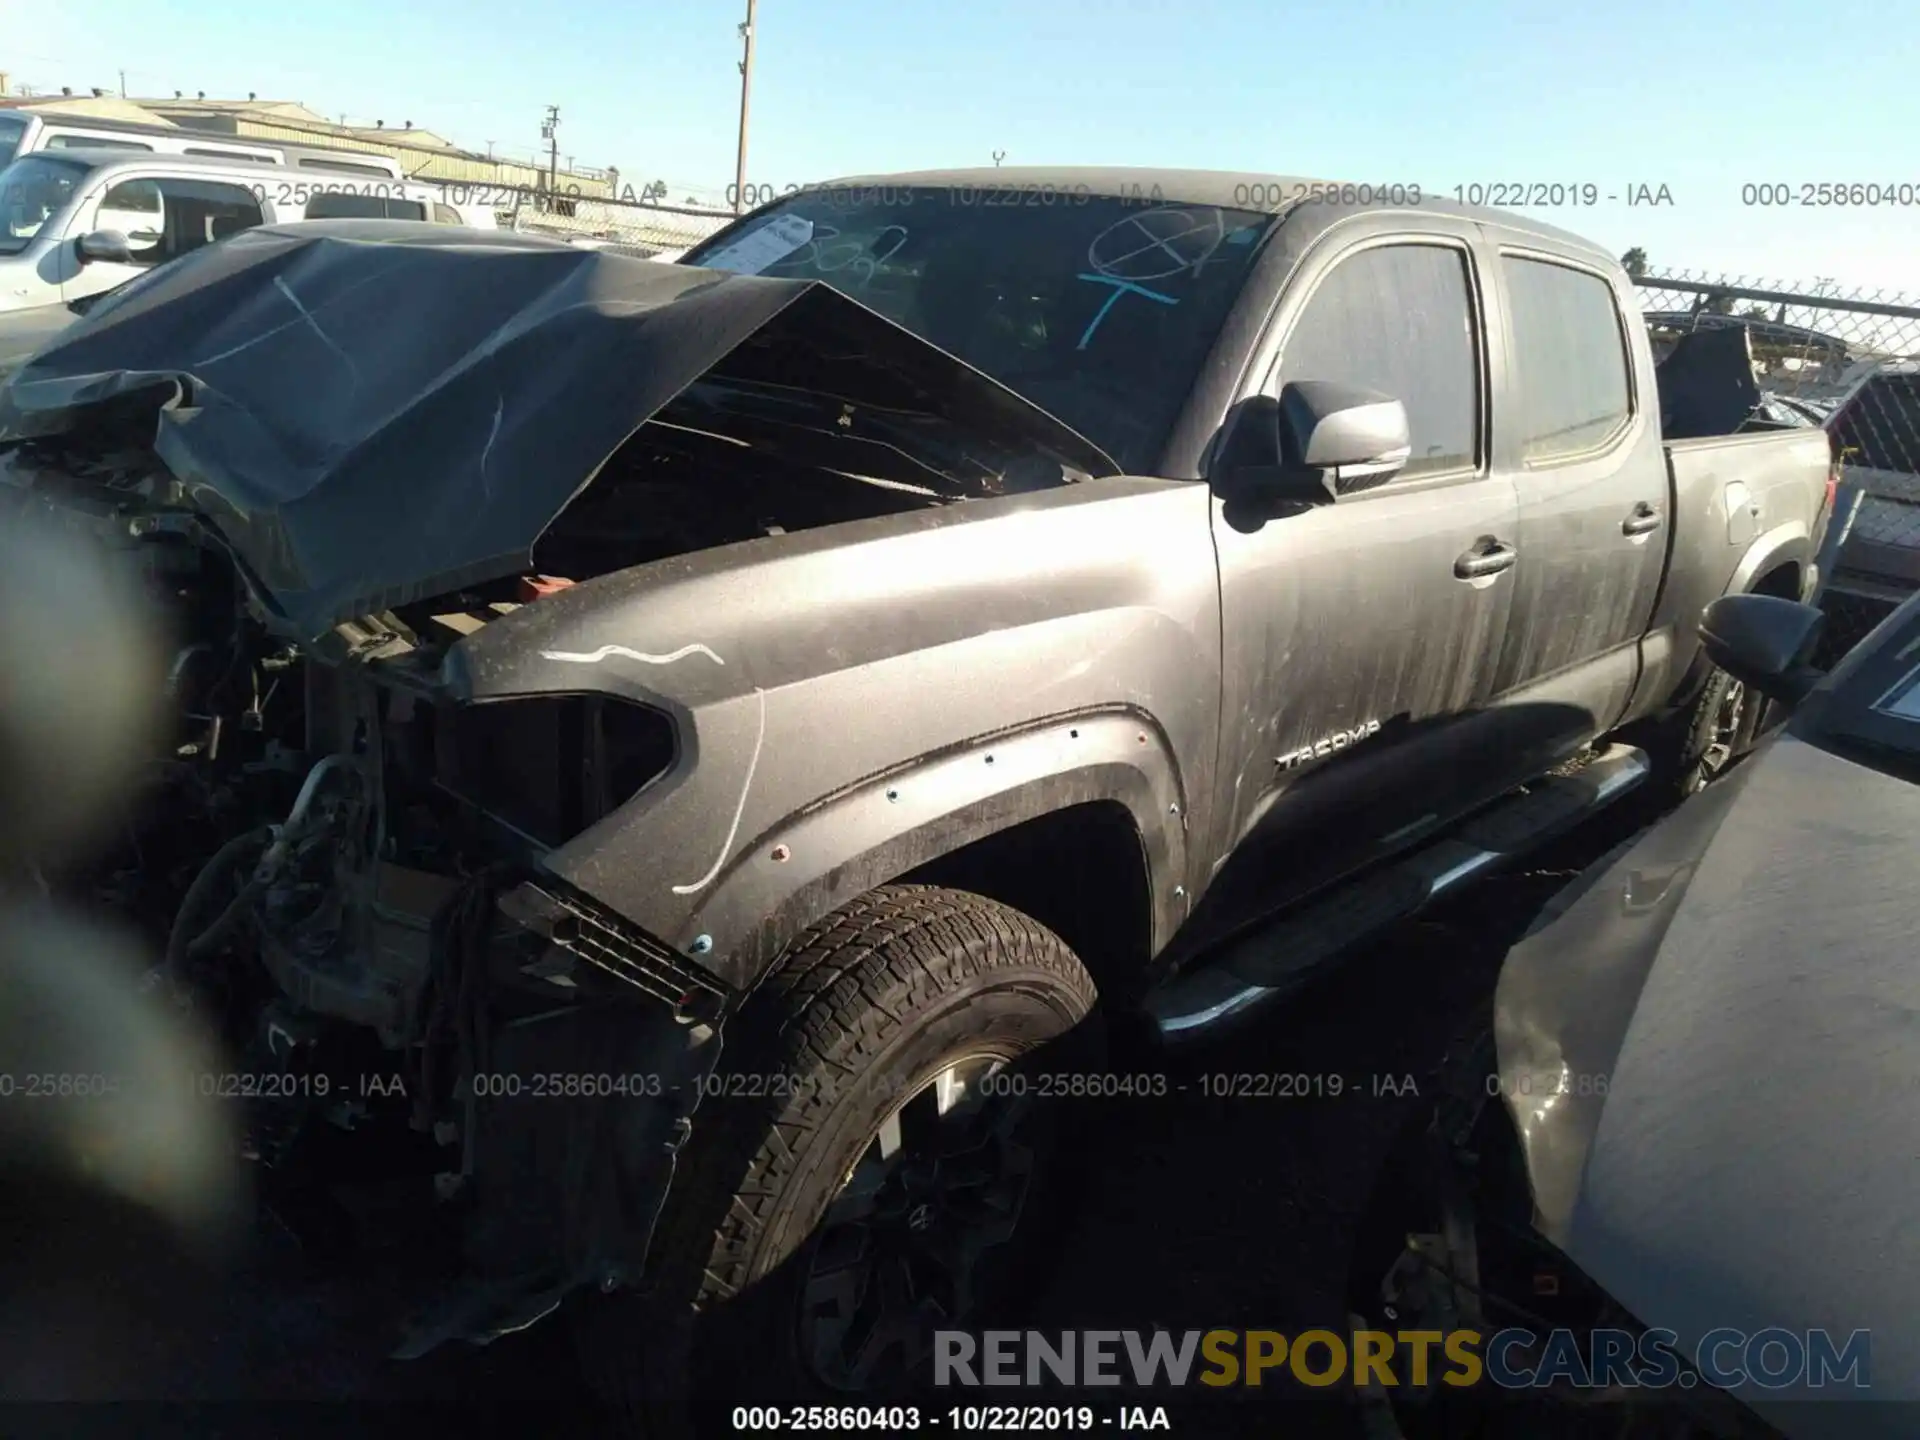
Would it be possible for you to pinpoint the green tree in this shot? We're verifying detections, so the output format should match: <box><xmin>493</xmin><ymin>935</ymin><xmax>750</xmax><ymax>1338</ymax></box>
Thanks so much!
<box><xmin>1620</xmin><ymin>247</ymin><xmax>1649</xmax><ymax>278</ymax></box>
<box><xmin>1743</xmin><ymin>304</ymin><xmax>1770</xmax><ymax>320</ymax></box>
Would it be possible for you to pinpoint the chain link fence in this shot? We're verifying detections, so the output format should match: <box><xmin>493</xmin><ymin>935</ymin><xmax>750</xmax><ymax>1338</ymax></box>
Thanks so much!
<box><xmin>1631</xmin><ymin>271</ymin><xmax>1920</xmax><ymax>658</ymax></box>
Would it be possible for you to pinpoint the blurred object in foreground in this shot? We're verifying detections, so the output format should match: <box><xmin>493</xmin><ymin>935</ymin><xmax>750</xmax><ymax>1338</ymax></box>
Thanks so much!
<box><xmin>0</xmin><ymin>509</ymin><xmax>247</xmax><ymax>1397</ymax></box>
<box><xmin>0</xmin><ymin>492</ymin><xmax>164</xmax><ymax>867</ymax></box>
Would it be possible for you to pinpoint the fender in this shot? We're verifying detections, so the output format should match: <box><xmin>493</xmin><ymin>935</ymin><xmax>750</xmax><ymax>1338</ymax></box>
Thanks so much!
<box><xmin>1665</xmin><ymin>519</ymin><xmax>1813</xmax><ymax>698</ymax></box>
<box><xmin>665</xmin><ymin>710</ymin><xmax>1190</xmax><ymax>991</ymax></box>
<box><xmin>1725</xmin><ymin>518</ymin><xmax>1813</xmax><ymax>603</ymax></box>
<box><xmin>434</xmin><ymin>476</ymin><xmax>1223</xmax><ymax>996</ymax></box>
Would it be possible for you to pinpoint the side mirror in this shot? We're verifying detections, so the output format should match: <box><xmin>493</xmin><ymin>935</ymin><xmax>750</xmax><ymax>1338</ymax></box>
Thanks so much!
<box><xmin>1214</xmin><ymin>381</ymin><xmax>1412</xmax><ymax>513</ymax></box>
<box><xmin>1699</xmin><ymin>593</ymin><xmax>1827</xmax><ymax>705</ymax></box>
<box><xmin>1280</xmin><ymin>381</ymin><xmax>1412</xmax><ymax>491</ymax></box>
<box><xmin>74</xmin><ymin>230</ymin><xmax>134</xmax><ymax>266</ymax></box>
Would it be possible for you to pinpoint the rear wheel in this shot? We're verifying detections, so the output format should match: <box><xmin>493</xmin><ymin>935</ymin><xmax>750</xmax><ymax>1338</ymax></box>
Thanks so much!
<box><xmin>1671</xmin><ymin>667</ymin><xmax>1765</xmax><ymax>796</ymax></box>
<box><xmin>575</xmin><ymin>883</ymin><xmax>1101</xmax><ymax>1436</ymax></box>
<box><xmin>1640</xmin><ymin>663</ymin><xmax>1766</xmax><ymax>802</ymax></box>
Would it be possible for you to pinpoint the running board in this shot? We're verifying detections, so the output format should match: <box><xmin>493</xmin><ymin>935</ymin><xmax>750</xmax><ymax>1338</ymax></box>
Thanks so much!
<box><xmin>1143</xmin><ymin>744</ymin><xmax>1651</xmax><ymax>1045</ymax></box>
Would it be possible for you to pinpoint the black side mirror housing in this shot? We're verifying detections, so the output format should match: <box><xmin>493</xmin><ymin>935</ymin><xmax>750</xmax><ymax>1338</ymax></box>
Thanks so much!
<box><xmin>74</xmin><ymin>229</ymin><xmax>133</xmax><ymax>267</ymax></box>
<box><xmin>1214</xmin><ymin>382</ymin><xmax>1412</xmax><ymax>512</ymax></box>
<box><xmin>1699</xmin><ymin>592</ymin><xmax>1828</xmax><ymax>705</ymax></box>
<box><xmin>1280</xmin><ymin>381</ymin><xmax>1412</xmax><ymax>489</ymax></box>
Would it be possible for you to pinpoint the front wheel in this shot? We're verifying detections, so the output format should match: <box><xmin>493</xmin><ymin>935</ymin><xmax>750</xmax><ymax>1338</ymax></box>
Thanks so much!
<box><xmin>576</xmin><ymin>884</ymin><xmax>1101</xmax><ymax>1435</ymax></box>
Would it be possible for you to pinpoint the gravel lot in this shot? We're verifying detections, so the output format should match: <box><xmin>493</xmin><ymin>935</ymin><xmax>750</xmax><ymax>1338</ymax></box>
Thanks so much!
<box><xmin>3</xmin><ymin>788</ymin><xmax>1667</xmax><ymax>1440</ymax></box>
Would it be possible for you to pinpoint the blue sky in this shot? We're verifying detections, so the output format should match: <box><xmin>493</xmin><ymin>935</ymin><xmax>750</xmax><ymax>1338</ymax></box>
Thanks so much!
<box><xmin>10</xmin><ymin>0</ymin><xmax>1920</xmax><ymax>290</ymax></box>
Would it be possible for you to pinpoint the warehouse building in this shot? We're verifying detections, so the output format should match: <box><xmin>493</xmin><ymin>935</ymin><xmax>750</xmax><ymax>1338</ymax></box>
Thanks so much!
<box><xmin>0</xmin><ymin>83</ymin><xmax>619</xmax><ymax>198</ymax></box>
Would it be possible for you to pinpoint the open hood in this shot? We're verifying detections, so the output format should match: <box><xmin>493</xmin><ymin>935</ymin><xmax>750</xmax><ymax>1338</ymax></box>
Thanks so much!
<box><xmin>0</xmin><ymin>221</ymin><xmax>1116</xmax><ymax>640</ymax></box>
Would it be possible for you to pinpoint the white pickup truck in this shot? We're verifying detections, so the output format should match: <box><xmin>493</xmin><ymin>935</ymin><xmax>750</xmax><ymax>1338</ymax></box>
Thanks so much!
<box><xmin>0</xmin><ymin>107</ymin><xmax>406</xmax><ymax>178</ymax></box>
<box><xmin>0</xmin><ymin>147</ymin><xmax>495</xmax><ymax>379</ymax></box>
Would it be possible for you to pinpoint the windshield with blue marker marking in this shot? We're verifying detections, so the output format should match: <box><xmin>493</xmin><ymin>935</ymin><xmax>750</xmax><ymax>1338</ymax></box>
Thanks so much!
<box><xmin>683</xmin><ymin>189</ymin><xmax>1273</xmax><ymax>475</ymax></box>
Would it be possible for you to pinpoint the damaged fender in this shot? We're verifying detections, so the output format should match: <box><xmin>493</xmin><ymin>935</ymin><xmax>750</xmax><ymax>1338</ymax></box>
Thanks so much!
<box><xmin>441</xmin><ymin>477</ymin><xmax>1221</xmax><ymax>991</ymax></box>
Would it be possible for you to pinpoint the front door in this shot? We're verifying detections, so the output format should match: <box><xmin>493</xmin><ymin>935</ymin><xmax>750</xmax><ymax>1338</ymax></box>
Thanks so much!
<box><xmin>1189</xmin><ymin>228</ymin><xmax>1520</xmax><ymax>951</ymax></box>
<box><xmin>63</xmin><ymin>173</ymin><xmax>267</xmax><ymax>305</ymax></box>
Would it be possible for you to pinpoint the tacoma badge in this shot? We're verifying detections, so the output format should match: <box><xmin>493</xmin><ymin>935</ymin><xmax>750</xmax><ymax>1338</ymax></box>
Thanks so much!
<box><xmin>1275</xmin><ymin>718</ymin><xmax>1382</xmax><ymax>771</ymax></box>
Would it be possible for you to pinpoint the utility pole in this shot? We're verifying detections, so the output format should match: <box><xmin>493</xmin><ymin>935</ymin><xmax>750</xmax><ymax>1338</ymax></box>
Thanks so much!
<box><xmin>542</xmin><ymin>105</ymin><xmax>560</xmax><ymax>203</ymax></box>
<box><xmin>119</xmin><ymin>70</ymin><xmax>127</xmax><ymax>98</ymax></box>
<box><xmin>733</xmin><ymin>0</ymin><xmax>757</xmax><ymax>213</ymax></box>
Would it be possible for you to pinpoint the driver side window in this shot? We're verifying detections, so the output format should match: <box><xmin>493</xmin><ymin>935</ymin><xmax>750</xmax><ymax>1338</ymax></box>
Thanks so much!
<box><xmin>94</xmin><ymin>177</ymin><xmax>264</xmax><ymax>266</ymax></box>
<box><xmin>1275</xmin><ymin>242</ymin><xmax>1481</xmax><ymax>479</ymax></box>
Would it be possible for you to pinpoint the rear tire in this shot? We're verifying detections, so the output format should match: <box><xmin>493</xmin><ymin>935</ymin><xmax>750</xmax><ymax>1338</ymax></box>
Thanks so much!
<box><xmin>574</xmin><ymin>883</ymin><xmax>1102</xmax><ymax>1437</ymax></box>
<box><xmin>1652</xmin><ymin>664</ymin><xmax>1765</xmax><ymax>799</ymax></box>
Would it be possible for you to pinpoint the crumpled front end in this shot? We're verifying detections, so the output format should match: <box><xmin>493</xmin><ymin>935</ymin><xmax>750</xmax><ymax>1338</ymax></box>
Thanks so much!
<box><xmin>0</xmin><ymin>218</ymin><xmax>1132</xmax><ymax>1350</ymax></box>
<box><xmin>0</xmin><ymin>441</ymin><xmax>737</xmax><ymax>1344</ymax></box>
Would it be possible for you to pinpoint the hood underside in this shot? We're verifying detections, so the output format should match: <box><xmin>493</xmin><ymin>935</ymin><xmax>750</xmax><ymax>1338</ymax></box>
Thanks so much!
<box><xmin>0</xmin><ymin>220</ymin><xmax>1116</xmax><ymax>640</ymax></box>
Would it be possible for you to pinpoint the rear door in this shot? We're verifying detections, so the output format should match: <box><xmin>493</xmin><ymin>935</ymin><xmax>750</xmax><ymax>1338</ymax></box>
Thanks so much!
<box><xmin>1482</xmin><ymin>245</ymin><xmax>1669</xmax><ymax>769</ymax></box>
<box><xmin>1196</xmin><ymin>223</ymin><xmax>1520</xmax><ymax>941</ymax></box>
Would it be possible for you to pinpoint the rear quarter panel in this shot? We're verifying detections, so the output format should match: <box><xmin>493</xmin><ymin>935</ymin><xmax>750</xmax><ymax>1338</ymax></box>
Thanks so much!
<box><xmin>1633</xmin><ymin>427</ymin><xmax>1829</xmax><ymax>714</ymax></box>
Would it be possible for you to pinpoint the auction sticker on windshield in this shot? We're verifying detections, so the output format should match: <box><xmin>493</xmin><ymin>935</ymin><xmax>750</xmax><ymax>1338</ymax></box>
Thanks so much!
<box><xmin>697</xmin><ymin>213</ymin><xmax>816</xmax><ymax>275</ymax></box>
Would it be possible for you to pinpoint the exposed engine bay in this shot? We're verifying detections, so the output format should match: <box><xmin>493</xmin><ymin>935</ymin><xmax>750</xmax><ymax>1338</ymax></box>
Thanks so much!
<box><xmin>0</xmin><ymin>411</ymin><xmax>982</xmax><ymax>1340</ymax></box>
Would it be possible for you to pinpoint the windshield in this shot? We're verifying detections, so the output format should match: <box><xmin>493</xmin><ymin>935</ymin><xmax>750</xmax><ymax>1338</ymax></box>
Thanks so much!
<box><xmin>0</xmin><ymin>154</ymin><xmax>91</xmax><ymax>256</ymax></box>
<box><xmin>683</xmin><ymin>189</ymin><xmax>1274</xmax><ymax>473</ymax></box>
<box><xmin>0</xmin><ymin>115</ymin><xmax>24</xmax><ymax>170</ymax></box>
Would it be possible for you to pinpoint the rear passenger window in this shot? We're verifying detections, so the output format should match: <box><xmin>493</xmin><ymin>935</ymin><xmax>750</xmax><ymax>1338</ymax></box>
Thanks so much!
<box><xmin>298</xmin><ymin>159</ymin><xmax>395</xmax><ymax>177</ymax></box>
<box><xmin>185</xmin><ymin>148</ymin><xmax>272</xmax><ymax>164</ymax></box>
<box><xmin>304</xmin><ymin>192</ymin><xmax>426</xmax><ymax>222</ymax></box>
<box><xmin>1502</xmin><ymin>257</ymin><xmax>1633</xmax><ymax>461</ymax></box>
<box><xmin>1277</xmin><ymin>243</ymin><xmax>1479</xmax><ymax>478</ymax></box>
<box><xmin>49</xmin><ymin>135</ymin><xmax>152</xmax><ymax>151</ymax></box>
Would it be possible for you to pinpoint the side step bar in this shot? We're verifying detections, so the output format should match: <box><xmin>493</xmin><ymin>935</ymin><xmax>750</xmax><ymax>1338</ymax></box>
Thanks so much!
<box><xmin>1143</xmin><ymin>743</ymin><xmax>1651</xmax><ymax>1045</ymax></box>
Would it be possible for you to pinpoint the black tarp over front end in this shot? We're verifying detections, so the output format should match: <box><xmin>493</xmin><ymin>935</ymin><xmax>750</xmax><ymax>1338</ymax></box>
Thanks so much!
<box><xmin>0</xmin><ymin>221</ymin><xmax>1112</xmax><ymax>640</ymax></box>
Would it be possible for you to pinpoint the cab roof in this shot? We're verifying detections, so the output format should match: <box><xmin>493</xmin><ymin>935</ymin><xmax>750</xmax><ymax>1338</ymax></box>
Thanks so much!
<box><xmin>821</xmin><ymin>165</ymin><xmax>1616</xmax><ymax>264</ymax></box>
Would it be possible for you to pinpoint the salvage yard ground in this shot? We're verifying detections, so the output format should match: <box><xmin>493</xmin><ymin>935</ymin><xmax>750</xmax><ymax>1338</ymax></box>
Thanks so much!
<box><xmin>8</xmin><ymin>788</ymin><xmax>1662</xmax><ymax>1439</ymax></box>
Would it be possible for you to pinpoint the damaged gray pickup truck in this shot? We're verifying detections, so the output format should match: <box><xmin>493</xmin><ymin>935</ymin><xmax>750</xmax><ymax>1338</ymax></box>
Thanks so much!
<box><xmin>0</xmin><ymin>168</ymin><xmax>1833</xmax><ymax>1426</ymax></box>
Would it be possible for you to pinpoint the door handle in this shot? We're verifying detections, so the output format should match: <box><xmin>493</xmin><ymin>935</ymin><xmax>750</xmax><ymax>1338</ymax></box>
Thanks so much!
<box><xmin>1454</xmin><ymin>540</ymin><xmax>1518</xmax><ymax>580</ymax></box>
<box><xmin>1622</xmin><ymin>503</ymin><xmax>1663</xmax><ymax>536</ymax></box>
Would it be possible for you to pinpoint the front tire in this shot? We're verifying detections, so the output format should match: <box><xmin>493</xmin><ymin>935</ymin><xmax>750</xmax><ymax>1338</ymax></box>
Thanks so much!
<box><xmin>576</xmin><ymin>884</ymin><xmax>1101</xmax><ymax>1436</ymax></box>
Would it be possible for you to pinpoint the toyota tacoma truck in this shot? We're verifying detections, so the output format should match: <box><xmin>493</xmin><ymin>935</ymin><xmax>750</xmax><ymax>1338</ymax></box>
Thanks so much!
<box><xmin>0</xmin><ymin>169</ymin><xmax>1832</xmax><ymax>1429</ymax></box>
